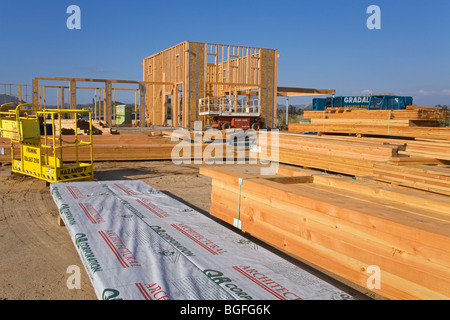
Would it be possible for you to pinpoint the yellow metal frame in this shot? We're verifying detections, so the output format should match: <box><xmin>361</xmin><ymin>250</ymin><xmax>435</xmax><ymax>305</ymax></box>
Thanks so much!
<box><xmin>0</xmin><ymin>103</ymin><xmax>94</xmax><ymax>183</ymax></box>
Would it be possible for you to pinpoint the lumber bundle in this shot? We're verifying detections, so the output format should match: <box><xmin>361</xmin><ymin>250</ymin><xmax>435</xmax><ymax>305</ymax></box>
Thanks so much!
<box><xmin>303</xmin><ymin>107</ymin><xmax>449</xmax><ymax>121</ymax></box>
<box><xmin>0</xmin><ymin>134</ymin><xmax>235</xmax><ymax>163</ymax></box>
<box><xmin>293</xmin><ymin>108</ymin><xmax>450</xmax><ymax>140</ymax></box>
<box><xmin>373</xmin><ymin>163</ymin><xmax>450</xmax><ymax>196</ymax></box>
<box><xmin>57</xmin><ymin>134</ymin><xmax>231</xmax><ymax>162</ymax></box>
<box><xmin>257</xmin><ymin>133</ymin><xmax>403</xmax><ymax>176</ymax></box>
<box><xmin>289</xmin><ymin>123</ymin><xmax>450</xmax><ymax>140</ymax></box>
<box><xmin>398</xmin><ymin>138</ymin><xmax>450</xmax><ymax>161</ymax></box>
<box><xmin>200</xmin><ymin>166</ymin><xmax>450</xmax><ymax>300</ymax></box>
<box><xmin>301</xmin><ymin>133</ymin><xmax>450</xmax><ymax>162</ymax></box>
<box><xmin>275</xmin><ymin>133</ymin><xmax>400</xmax><ymax>161</ymax></box>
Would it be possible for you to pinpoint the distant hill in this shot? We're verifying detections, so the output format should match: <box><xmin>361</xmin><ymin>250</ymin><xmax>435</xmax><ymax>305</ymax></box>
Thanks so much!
<box><xmin>0</xmin><ymin>94</ymin><xmax>25</xmax><ymax>105</ymax></box>
<box><xmin>277</xmin><ymin>104</ymin><xmax>312</xmax><ymax>110</ymax></box>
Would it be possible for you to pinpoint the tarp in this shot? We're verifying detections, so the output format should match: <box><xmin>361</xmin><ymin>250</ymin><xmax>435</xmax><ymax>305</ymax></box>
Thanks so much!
<box><xmin>50</xmin><ymin>180</ymin><xmax>354</xmax><ymax>300</ymax></box>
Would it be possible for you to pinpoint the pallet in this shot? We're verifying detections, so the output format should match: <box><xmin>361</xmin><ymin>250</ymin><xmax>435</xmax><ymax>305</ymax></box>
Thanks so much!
<box><xmin>200</xmin><ymin>166</ymin><xmax>450</xmax><ymax>300</ymax></box>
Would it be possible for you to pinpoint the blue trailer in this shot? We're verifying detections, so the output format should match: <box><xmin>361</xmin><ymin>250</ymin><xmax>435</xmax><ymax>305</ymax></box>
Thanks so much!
<box><xmin>312</xmin><ymin>95</ymin><xmax>413</xmax><ymax>111</ymax></box>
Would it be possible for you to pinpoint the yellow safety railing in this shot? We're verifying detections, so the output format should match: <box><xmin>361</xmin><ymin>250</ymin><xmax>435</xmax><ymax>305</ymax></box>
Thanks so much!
<box><xmin>0</xmin><ymin>103</ymin><xmax>94</xmax><ymax>183</ymax></box>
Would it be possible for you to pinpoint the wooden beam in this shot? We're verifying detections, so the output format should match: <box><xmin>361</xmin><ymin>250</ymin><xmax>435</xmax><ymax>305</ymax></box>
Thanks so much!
<box><xmin>277</xmin><ymin>87</ymin><xmax>336</xmax><ymax>97</ymax></box>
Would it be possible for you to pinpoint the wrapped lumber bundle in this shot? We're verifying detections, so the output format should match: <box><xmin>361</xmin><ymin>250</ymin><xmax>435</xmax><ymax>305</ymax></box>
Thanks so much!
<box><xmin>200</xmin><ymin>166</ymin><xmax>450</xmax><ymax>300</ymax></box>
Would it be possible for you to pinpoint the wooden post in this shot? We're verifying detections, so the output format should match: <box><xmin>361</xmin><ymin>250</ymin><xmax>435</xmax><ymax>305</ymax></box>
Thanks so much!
<box><xmin>134</xmin><ymin>89</ymin><xmax>137</xmax><ymax>127</ymax></box>
<box><xmin>139</xmin><ymin>83</ymin><xmax>145</xmax><ymax>127</ymax></box>
<box><xmin>18</xmin><ymin>85</ymin><xmax>22</xmax><ymax>104</ymax></box>
<box><xmin>105</xmin><ymin>81</ymin><xmax>112</xmax><ymax>127</ymax></box>
<box><xmin>94</xmin><ymin>88</ymin><xmax>97</xmax><ymax>121</ymax></box>
<box><xmin>70</xmin><ymin>79</ymin><xmax>76</xmax><ymax>110</ymax></box>
<box><xmin>61</xmin><ymin>87</ymin><xmax>65</xmax><ymax>110</ymax></box>
<box><xmin>32</xmin><ymin>78</ymin><xmax>39</xmax><ymax>106</ymax></box>
<box><xmin>173</xmin><ymin>85</ymin><xmax>179</xmax><ymax>127</ymax></box>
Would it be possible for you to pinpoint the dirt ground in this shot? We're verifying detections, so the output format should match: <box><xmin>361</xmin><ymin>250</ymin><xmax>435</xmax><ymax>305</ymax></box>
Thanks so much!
<box><xmin>0</xmin><ymin>160</ymin><xmax>370</xmax><ymax>300</ymax></box>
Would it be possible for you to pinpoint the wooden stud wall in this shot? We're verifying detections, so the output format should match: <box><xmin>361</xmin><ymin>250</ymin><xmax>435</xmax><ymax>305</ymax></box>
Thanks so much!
<box><xmin>143</xmin><ymin>41</ymin><xmax>278</xmax><ymax>128</ymax></box>
<box><xmin>143</xmin><ymin>42</ymin><xmax>186</xmax><ymax>127</ymax></box>
<box><xmin>32</xmin><ymin>77</ymin><xmax>148</xmax><ymax>128</ymax></box>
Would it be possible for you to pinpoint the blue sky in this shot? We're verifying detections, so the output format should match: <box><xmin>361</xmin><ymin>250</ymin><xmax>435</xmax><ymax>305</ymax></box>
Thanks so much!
<box><xmin>1</xmin><ymin>0</ymin><xmax>449</xmax><ymax>106</ymax></box>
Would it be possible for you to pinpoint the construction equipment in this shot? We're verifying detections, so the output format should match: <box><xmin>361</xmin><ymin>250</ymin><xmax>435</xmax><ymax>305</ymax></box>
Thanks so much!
<box><xmin>199</xmin><ymin>96</ymin><xmax>263</xmax><ymax>130</ymax></box>
<box><xmin>0</xmin><ymin>102</ymin><xmax>94</xmax><ymax>184</ymax></box>
<box><xmin>312</xmin><ymin>95</ymin><xmax>413</xmax><ymax>111</ymax></box>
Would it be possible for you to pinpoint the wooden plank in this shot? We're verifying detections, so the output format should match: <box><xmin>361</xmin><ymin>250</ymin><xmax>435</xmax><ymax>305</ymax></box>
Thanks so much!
<box><xmin>189</xmin><ymin>42</ymin><xmax>198</xmax><ymax>128</ymax></box>
<box><xmin>260</xmin><ymin>49</ymin><xmax>268</xmax><ymax>128</ymax></box>
<box><xmin>267</xmin><ymin>49</ymin><xmax>274</xmax><ymax>128</ymax></box>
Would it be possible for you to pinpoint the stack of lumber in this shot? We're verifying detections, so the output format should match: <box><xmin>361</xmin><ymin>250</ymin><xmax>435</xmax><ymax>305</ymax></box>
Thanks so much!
<box><xmin>306</xmin><ymin>134</ymin><xmax>450</xmax><ymax>162</ymax></box>
<box><xmin>373</xmin><ymin>163</ymin><xmax>450</xmax><ymax>196</ymax></box>
<box><xmin>304</xmin><ymin>107</ymin><xmax>449</xmax><ymax>121</ymax></box>
<box><xmin>290</xmin><ymin>107</ymin><xmax>450</xmax><ymax>140</ymax></box>
<box><xmin>257</xmin><ymin>133</ymin><xmax>403</xmax><ymax>176</ymax></box>
<box><xmin>0</xmin><ymin>135</ymin><xmax>176</xmax><ymax>162</ymax></box>
<box><xmin>398</xmin><ymin>138</ymin><xmax>450</xmax><ymax>161</ymax></box>
<box><xmin>0</xmin><ymin>134</ymin><xmax>233</xmax><ymax>163</ymax></box>
<box><xmin>200</xmin><ymin>166</ymin><xmax>450</xmax><ymax>300</ymax></box>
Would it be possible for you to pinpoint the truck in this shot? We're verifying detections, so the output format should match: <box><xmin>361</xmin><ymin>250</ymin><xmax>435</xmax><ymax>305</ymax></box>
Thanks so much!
<box><xmin>312</xmin><ymin>95</ymin><xmax>413</xmax><ymax>111</ymax></box>
<box><xmin>198</xmin><ymin>97</ymin><xmax>263</xmax><ymax>130</ymax></box>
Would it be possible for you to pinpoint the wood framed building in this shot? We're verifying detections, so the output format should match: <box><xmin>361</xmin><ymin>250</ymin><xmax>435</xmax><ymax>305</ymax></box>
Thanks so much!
<box><xmin>143</xmin><ymin>41</ymin><xmax>279</xmax><ymax>129</ymax></box>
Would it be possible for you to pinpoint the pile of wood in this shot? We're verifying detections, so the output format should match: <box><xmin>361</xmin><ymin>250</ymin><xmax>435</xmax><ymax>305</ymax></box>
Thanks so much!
<box><xmin>200</xmin><ymin>166</ymin><xmax>450</xmax><ymax>300</ymax></box>
<box><xmin>304</xmin><ymin>106</ymin><xmax>449</xmax><ymax>121</ymax></box>
<box><xmin>373</xmin><ymin>162</ymin><xmax>450</xmax><ymax>196</ymax></box>
<box><xmin>289</xmin><ymin>107</ymin><xmax>450</xmax><ymax>140</ymax></box>
<box><xmin>0</xmin><ymin>133</ymin><xmax>234</xmax><ymax>163</ymax></box>
<box><xmin>257</xmin><ymin>133</ymin><xmax>404</xmax><ymax>177</ymax></box>
<box><xmin>397</xmin><ymin>138</ymin><xmax>450</xmax><ymax>161</ymax></box>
